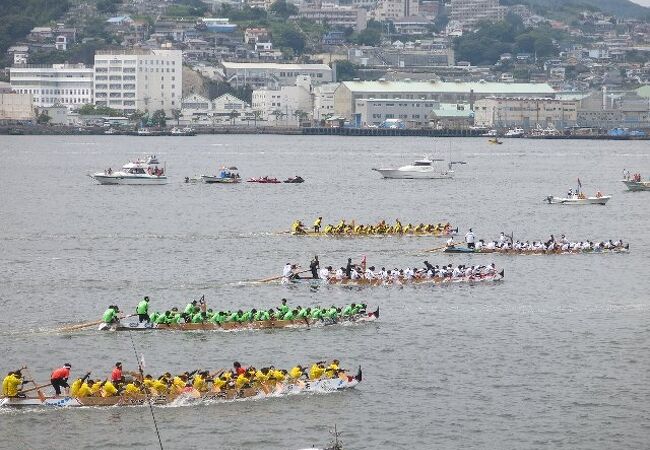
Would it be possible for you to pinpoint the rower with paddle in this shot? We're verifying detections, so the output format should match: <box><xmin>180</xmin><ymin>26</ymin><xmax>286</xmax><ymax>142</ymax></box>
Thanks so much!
<box><xmin>282</xmin><ymin>263</ymin><xmax>302</xmax><ymax>281</ymax></box>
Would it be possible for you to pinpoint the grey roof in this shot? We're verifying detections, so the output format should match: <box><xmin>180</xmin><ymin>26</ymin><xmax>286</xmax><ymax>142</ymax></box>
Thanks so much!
<box><xmin>341</xmin><ymin>80</ymin><xmax>555</xmax><ymax>94</ymax></box>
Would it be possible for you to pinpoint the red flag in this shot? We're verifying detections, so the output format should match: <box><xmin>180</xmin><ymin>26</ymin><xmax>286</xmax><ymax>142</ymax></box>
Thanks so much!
<box><xmin>361</xmin><ymin>255</ymin><xmax>366</xmax><ymax>271</ymax></box>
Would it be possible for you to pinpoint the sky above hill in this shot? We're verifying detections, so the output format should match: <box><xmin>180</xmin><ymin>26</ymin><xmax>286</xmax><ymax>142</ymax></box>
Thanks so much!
<box><xmin>630</xmin><ymin>0</ymin><xmax>650</xmax><ymax>6</ymax></box>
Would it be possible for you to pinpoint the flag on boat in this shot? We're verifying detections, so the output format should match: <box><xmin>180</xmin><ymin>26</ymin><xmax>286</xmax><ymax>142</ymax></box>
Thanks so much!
<box><xmin>577</xmin><ymin>178</ymin><xmax>582</xmax><ymax>188</ymax></box>
<box><xmin>361</xmin><ymin>255</ymin><xmax>367</xmax><ymax>271</ymax></box>
<box><xmin>140</xmin><ymin>355</ymin><xmax>146</xmax><ymax>370</ymax></box>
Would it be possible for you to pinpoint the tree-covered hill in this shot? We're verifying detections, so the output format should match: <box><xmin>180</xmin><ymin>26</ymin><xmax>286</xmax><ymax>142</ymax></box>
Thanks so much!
<box><xmin>501</xmin><ymin>0</ymin><xmax>650</xmax><ymax>20</ymax></box>
<box><xmin>0</xmin><ymin>0</ymin><xmax>71</xmax><ymax>55</ymax></box>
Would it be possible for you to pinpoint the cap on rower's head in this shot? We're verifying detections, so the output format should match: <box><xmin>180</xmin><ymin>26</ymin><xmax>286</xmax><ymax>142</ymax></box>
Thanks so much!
<box><xmin>64</xmin><ymin>363</ymin><xmax>72</xmax><ymax>368</ymax></box>
<box><xmin>144</xmin><ymin>296</ymin><xmax>150</xmax><ymax>301</ymax></box>
<box><xmin>116</xmin><ymin>362</ymin><xmax>122</xmax><ymax>367</ymax></box>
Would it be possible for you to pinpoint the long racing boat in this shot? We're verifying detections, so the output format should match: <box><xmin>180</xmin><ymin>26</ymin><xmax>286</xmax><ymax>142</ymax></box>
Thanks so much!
<box><xmin>98</xmin><ymin>308</ymin><xmax>379</xmax><ymax>331</ymax></box>
<box><xmin>289</xmin><ymin>228</ymin><xmax>457</xmax><ymax>237</ymax></box>
<box><xmin>444</xmin><ymin>246</ymin><xmax>629</xmax><ymax>254</ymax></box>
<box><xmin>280</xmin><ymin>271</ymin><xmax>504</xmax><ymax>286</ymax></box>
<box><xmin>0</xmin><ymin>369</ymin><xmax>362</xmax><ymax>408</ymax></box>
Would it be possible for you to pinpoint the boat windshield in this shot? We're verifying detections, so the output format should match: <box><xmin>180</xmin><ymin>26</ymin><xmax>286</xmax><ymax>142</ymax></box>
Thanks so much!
<box><xmin>413</xmin><ymin>161</ymin><xmax>432</xmax><ymax>166</ymax></box>
<box><xmin>129</xmin><ymin>168</ymin><xmax>146</xmax><ymax>174</ymax></box>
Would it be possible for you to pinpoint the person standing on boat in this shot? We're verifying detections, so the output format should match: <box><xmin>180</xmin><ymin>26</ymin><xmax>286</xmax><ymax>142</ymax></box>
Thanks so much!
<box><xmin>465</xmin><ymin>229</ymin><xmax>476</xmax><ymax>249</ymax></box>
<box><xmin>111</xmin><ymin>362</ymin><xmax>123</xmax><ymax>384</ymax></box>
<box><xmin>310</xmin><ymin>256</ymin><xmax>320</xmax><ymax>279</ymax></box>
<box><xmin>313</xmin><ymin>217</ymin><xmax>322</xmax><ymax>233</ymax></box>
<box><xmin>50</xmin><ymin>363</ymin><xmax>72</xmax><ymax>397</ymax></box>
<box><xmin>345</xmin><ymin>258</ymin><xmax>353</xmax><ymax>278</ymax></box>
<box><xmin>136</xmin><ymin>296</ymin><xmax>150</xmax><ymax>323</ymax></box>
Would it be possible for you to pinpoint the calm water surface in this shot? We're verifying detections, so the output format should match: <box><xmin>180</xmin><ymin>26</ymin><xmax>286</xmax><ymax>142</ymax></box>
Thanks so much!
<box><xmin>0</xmin><ymin>135</ymin><xmax>649</xmax><ymax>450</ymax></box>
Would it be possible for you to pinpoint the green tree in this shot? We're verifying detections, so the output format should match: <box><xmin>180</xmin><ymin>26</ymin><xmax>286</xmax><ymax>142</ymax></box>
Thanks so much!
<box><xmin>96</xmin><ymin>0</ymin><xmax>120</xmax><ymax>14</ymax></box>
<box><xmin>272</xmin><ymin>23</ymin><xmax>306</xmax><ymax>54</ymax></box>
<box><xmin>151</xmin><ymin>110</ymin><xmax>167</xmax><ymax>128</ymax></box>
<box><xmin>269</xmin><ymin>0</ymin><xmax>298</xmax><ymax>19</ymax></box>
<box><xmin>353</xmin><ymin>28</ymin><xmax>381</xmax><ymax>46</ymax></box>
<box><xmin>335</xmin><ymin>60</ymin><xmax>358</xmax><ymax>81</ymax></box>
<box><xmin>76</xmin><ymin>104</ymin><xmax>123</xmax><ymax>116</ymax></box>
<box><xmin>36</xmin><ymin>110</ymin><xmax>51</xmax><ymax>124</ymax></box>
<box><xmin>171</xmin><ymin>108</ymin><xmax>182</xmax><ymax>125</ymax></box>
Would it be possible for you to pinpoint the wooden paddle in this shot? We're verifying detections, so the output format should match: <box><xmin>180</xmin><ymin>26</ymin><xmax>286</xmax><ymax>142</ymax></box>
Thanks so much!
<box><xmin>58</xmin><ymin>314</ymin><xmax>135</xmax><ymax>332</ymax></box>
<box><xmin>21</xmin><ymin>383</ymin><xmax>52</xmax><ymax>396</ymax></box>
<box><xmin>423</xmin><ymin>244</ymin><xmax>450</xmax><ymax>253</ymax></box>
<box><xmin>23</xmin><ymin>367</ymin><xmax>46</xmax><ymax>402</ymax></box>
<box><xmin>256</xmin><ymin>269</ymin><xmax>310</xmax><ymax>283</ymax></box>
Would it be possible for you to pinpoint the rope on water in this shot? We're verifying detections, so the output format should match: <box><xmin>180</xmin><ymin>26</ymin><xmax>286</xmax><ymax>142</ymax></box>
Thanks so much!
<box><xmin>127</xmin><ymin>330</ymin><xmax>164</xmax><ymax>450</ymax></box>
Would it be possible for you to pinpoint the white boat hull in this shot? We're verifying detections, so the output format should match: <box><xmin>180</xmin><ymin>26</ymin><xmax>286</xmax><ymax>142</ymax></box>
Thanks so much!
<box><xmin>622</xmin><ymin>180</ymin><xmax>650</xmax><ymax>191</ymax></box>
<box><xmin>201</xmin><ymin>175</ymin><xmax>240</xmax><ymax>184</ymax></box>
<box><xmin>372</xmin><ymin>169</ymin><xmax>453</xmax><ymax>179</ymax></box>
<box><xmin>90</xmin><ymin>174</ymin><xmax>168</xmax><ymax>185</ymax></box>
<box><xmin>545</xmin><ymin>195</ymin><xmax>610</xmax><ymax>205</ymax></box>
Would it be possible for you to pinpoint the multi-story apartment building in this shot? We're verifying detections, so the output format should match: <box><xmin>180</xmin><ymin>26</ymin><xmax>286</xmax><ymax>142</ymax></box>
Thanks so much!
<box><xmin>448</xmin><ymin>0</ymin><xmax>507</xmax><ymax>28</ymax></box>
<box><xmin>252</xmin><ymin>75</ymin><xmax>314</xmax><ymax>125</ymax></box>
<box><xmin>9</xmin><ymin>63</ymin><xmax>94</xmax><ymax>109</ymax></box>
<box><xmin>313</xmin><ymin>82</ymin><xmax>339</xmax><ymax>121</ymax></box>
<box><xmin>298</xmin><ymin>6</ymin><xmax>368</xmax><ymax>32</ymax></box>
<box><xmin>375</xmin><ymin>0</ymin><xmax>419</xmax><ymax>21</ymax></box>
<box><xmin>474</xmin><ymin>97</ymin><xmax>578</xmax><ymax>128</ymax></box>
<box><xmin>94</xmin><ymin>49</ymin><xmax>182</xmax><ymax>115</ymax></box>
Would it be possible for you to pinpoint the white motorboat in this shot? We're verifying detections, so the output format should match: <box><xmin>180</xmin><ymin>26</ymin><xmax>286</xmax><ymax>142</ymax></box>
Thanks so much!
<box><xmin>622</xmin><ymin>180</ymin><xmax>650</xmax><ymax>191</ymax></box>
<box><xmin>545</xmin><ymin>193</ymin><xmax>611</xmax><ymax>205</ymax></box>
<box><xmin>504</xmin><ymin>127</ymin><xmax>525</xmax><ymax>137</ymax></box>
<box><xmin>481</xmin><ymin>129</ymin><xmax>498</xmax><ymax>137</ymax></box>
<box><xmin>372</xmin><ymin>157</ymin><xmax>454</xmax><ymax>179</ymax></box>
<box><xmin>170</xmin><ymin>126</ymin><xmax>196</xmax><ymax>136</ymax></box>
<box><xmin>201</xmin><ymin>167</ymin><xmax>241</xmax><ymax>184</ymax></box>
<box><xmin>137</xmin><ymin>128</ymin><xmax>152</xmax><ymax>136</ymax></box>
<box><xmin>89</xmin><ymin>155</ymin><xmax>167</xmax><ymax>185</ymax></box>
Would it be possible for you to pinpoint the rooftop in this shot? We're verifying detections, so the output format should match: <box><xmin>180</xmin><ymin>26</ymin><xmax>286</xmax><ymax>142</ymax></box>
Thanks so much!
<box><xmin>341</xmin><ymin>80</ymin><xmax>556</xmax><ymax>94</ymax></box>
<box><xmin>221</xmin><ymin>62</ymin><xmax>332</xmax><ymax>71</ymax></box>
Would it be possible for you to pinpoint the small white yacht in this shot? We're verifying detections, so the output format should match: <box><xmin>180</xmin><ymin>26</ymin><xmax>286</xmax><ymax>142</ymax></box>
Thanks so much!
<box><xmin>170</xmin><ymin>126</ymin><xmax>196</xmax><ymax>136</ymax></box>
<box><xmin>372</xmin><ymin>157</ymin><xmax>453</xmax><ymax>179</ymax></box>
<box><xmin>504</xmin><ymin>127</ymin><xmax>525</xmax><ymax>137</ymax></box>
<box><xmin>89</xmin><ymin>155</ymin><xmax>168</xmax><ymax>185</ymax></box>
<box><xmin>545</xmin><ymin>192</ymin><xmax>610</xmax><ymax>205</ymax></box>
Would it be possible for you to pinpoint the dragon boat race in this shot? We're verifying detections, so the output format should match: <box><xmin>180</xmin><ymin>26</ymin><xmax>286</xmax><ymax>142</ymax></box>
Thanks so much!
<box><xmin>1</xmin><ymin>135</ymin><xmax>649</xmax><ymax>449</ymax></box>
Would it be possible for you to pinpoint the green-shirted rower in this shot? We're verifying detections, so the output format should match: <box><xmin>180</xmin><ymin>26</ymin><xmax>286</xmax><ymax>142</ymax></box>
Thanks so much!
<box><xmin>102</xmin><ymin>305</ymin><xmax>120</xmax><ymax>324</ymax></box>
<box><xmin>277</xmin><ymin>299</ymin><xmax>290</xmax><ymax>316</ymax></box>
<box><xmin>136</xmin><ymin>297</ymin><xmax>150</xmax><ymax>323</ymax></box>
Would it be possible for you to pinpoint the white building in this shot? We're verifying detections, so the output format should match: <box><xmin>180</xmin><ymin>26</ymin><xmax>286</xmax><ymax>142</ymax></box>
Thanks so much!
<box><xmin>333</xmin><ymin>80</ymin><xmax>557</xmax><ymax>119</ymax></box>
<box><xmin>448</xmin><ymin>0</ymin><xmax>507</xmax><ymax>28</ymax></box>
<box><xmin>298</xmin><ymin>6</ymin><xmax>368</xmax><ymax>32</ymax></box>
<box><xmin>9</xmin><ymin>64</ymin><xmax>94</xmax><ymax>110</ymax></box>
<box><xmin>180</xmin><ymin>92</ymin><xmax>252</xmax><ymax>125</ymax></box>
<box><xmin>221</xmin><ymin>62</ymin><xmax>334</xmax><ymax>89</ymax></box>
<box><xmin>94</xmin><ymin>49</ymin><xmax>182</xmax><ymax>115</ymax></box>
<box><xmin>313</xmin><ymin>82</ymin><xmax>340</xmax><ymax>121</ymax></box>
<box><xmin>252</xmin><ymin>75</ymin><xmax>314</xmax><ymax>125</ymax></box>
<box><xmin>474</xmin><ymin>97</ymin><xmax>578</xmax><ymax>129</ymax></box>
<box><xmin>375</xmin><ymin>0</ymin><xmax>419</xmax><ymax>21</ymax></box>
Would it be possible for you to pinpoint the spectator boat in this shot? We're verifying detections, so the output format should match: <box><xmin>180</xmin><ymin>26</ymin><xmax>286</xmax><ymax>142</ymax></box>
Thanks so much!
<box><xmin>372</xmin><ymin>157</ymin><xmax>454</xmax><ymax>179</ymax></box>
<box><xmin>89</xmin><ymin>155</ymin><xmax>167</xmax><ymax>185</ymax></box>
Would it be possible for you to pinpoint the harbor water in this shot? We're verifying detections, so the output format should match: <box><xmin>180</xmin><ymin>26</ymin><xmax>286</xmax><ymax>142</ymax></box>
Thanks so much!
<box><xmin>0</xmin><ymin>135</ymin><xmax>649</xmax><ymax>449</ymax></box>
